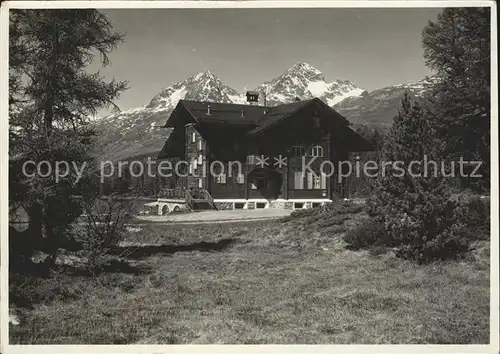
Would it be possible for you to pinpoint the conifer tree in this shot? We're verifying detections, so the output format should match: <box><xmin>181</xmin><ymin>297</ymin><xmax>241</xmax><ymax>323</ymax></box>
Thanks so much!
<box><xmin>368</xmin><ymin>93</ymin><xmax>468</xmax><ymax>263</ymax></box>
<box><xmin>9</xmin><ymin>10</ymin><xmax>128</xmax><ymax>257</ymax></box>
<box><xmin>422</xmin><ymin>8</ymin><xmax>490</xmax><ymax>191</ymax></box>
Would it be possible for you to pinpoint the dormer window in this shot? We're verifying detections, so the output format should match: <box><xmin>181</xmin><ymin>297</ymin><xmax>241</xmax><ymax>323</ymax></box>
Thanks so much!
<box><xmin>308</xmin><ymin>145</ymin><xmax>323</xmax><ymax>157</ymax></box>
<box><xmin>292</xmin><ymin>144</ymin><xmax>305</xmax><ymax>157</ymax></box>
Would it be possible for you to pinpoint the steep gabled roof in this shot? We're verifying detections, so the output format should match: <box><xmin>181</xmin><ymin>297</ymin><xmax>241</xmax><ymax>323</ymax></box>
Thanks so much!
<box><xmin>247</xmin><ymin>99</ymin><xmax>317</xmax><ymax>135</ymax></box>
<box><xmin>166</xmin><ymin>98</ymin><xmax>350</xmax><ymax>133</ymax></box>
<box><xmin>178</xmin><ymin>100</ymin><xmax>265</xmax><ymax>126</ymax></box>
<box><xmin>161</xmin><ymin>98</ymin><xmax>371</xmax><ymax>152</ymax></box>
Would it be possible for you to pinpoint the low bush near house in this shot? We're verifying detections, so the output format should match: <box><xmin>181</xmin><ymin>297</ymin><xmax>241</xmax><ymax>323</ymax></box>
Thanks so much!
<box><xmin>362</xmin><ymin>190</ymin><xmax>479</xmax><ymax>263</ymax></box>
<box><xmin>343</xmin><ymin>217</ymin><xmax>390</xmax><ymax>250</ymax></box>
<box><xmin>281</xmin><ymin>201</ymin><xmax>364</xmax><ymax>223</ymax></box>
<box><xmin>462</xmin><ymin>196</ymin><xmax>490</xmax><ymax>240</ymax></box>
<box><xmin>77</xmin><ymin>196</ymin><xmax>135</xmax><ymax>271</ymax></box>
<box><xmin>386</xmin><ymin>194</ymin><xmax>470</xmax><ymax>263</ymax></box>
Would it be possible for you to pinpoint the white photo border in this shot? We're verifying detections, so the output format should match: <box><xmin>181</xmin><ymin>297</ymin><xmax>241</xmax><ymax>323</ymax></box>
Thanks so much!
<box><xmin>0</xmin><ymin>1</ymin><xmax>497</xmax><ymax>354</ymax></box>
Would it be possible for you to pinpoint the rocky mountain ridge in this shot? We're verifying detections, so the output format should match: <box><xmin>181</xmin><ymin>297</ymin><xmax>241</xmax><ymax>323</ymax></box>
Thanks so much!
<box><xmin>94</xmin><ymin>63</ymin><xmax>436</xmax><ymax>161</ymax></box>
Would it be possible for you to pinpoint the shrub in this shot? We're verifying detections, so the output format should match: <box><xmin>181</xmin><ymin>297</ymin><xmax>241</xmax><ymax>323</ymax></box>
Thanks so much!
<box><xmin>462</xmin><ymin>196</ymin><xmax>490</xmax><ymax>239</ymax></box>
<box><xmin>394</xmin><ymin>224</ymin><xmax>470</xmax><ymax>262</ymax></box>
<box><xmin>282</xmin><ymin>200</ymin><xmax>364</xmax><ymax>223</ymax></box>
<box><xmin>364</xmin><ymin>94</ymin><xmax>474</xmax><ymax>263</ymax></box>
<box><xmin>343</xmin><ymin>217</ymin><xmax>391</xmax><ymax>250</ymax></box>
<box><xmin>77</xmin><ymin>195</ymin><xmax>135</xmax><ymax>271</ymax></box>
<box><xmin>384</xmin><ymin>189</ymin><xmax>471</xmax><ymax>263</ymax></box>
<box><xmin>360</xmin><ymin>194</ymin><xmax>472</xmax><ymax>263</ymax></box>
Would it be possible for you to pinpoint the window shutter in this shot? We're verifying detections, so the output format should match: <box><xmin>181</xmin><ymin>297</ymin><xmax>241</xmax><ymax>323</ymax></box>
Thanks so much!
<box><xmin>321</xmin><ymin>172</ymin><xmax>327</xmax><ymax>189</ymax></box>
<box><xmin>307</xmin><ymin>172</ymin><xmax>314</xmax><ymax>189</ymax></box>
<box><xmin>215</xmin><ymin>175</ymin><xmax>225</xmax><ymax>184</ymax></box>
<box><xmin>294</xmin><ymin>172</ymin><xmax>304</xmax><ymax>189</ymax></box>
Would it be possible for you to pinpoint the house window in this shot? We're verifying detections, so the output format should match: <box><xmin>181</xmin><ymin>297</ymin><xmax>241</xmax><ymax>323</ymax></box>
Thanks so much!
<box><xmin>191</xmin><ymin>132</ymin><xmax>196</xmax><ymax>143</ymax></box>
<box><xmin>198</xmin><ymin>139</ymin><xmax>203</xmax><ymax>150</ymax></box>
<box><xmin>311</xmin><ymin>145</ymin><xmax>323</xmax><ymax>157</ymax></box>
<box><xmin>250</xmin><ymin>182</ymin><xmax>257</xmax><ymax>189</ymax></box>
<box><xmin>293</xmin><ymin>145</ymin><xmax>305</xmax><ymax>157</ymax></box>
<box><xmin>294</xmin><ymin>172</ymin><xmax>304</xmax><ymax>189</ymax></box>
<box><xmin>247</xmin><ymin>155</ymin><xmax>256</xmax><ymax>164</ymax></box>
<box><xmin>189</xmin><ymin>162</ymin><xmax>194</xmax><ymax>175</ymax></box>
<box><xmin>306</xmin><ymin>145</ymin><xmax>324</xmax><ymax>157</ymax></box>
<box><xmin>235</xmin><ymin>173</ymin><xmax>244</xmax><ymax>184</ymax></box>
<box><xmin>198</xmin><ymin>178</ymin><xmax>203</xmax><ymax>188</ymax></box>
<box><xmin>197</xmin><ymin>154</ymin><xmax>203</xmax><ymax>165</ymax></box>
<box><xmin>321</xmin><ymin>172</ymin><xmax>327</xmax><ymax>189</ymax></box>
<box><xmin>215</xmin><ymin>174</ymin><xmax>226</xmax><ymax>184</ymax></box>
<box><xmin>313</xmin><ymin>175</ymin><xmax>321</xmax><ymax>189</ymax></box>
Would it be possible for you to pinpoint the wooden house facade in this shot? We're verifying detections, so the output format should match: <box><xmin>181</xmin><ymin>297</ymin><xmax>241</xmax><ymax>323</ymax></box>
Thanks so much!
<box><xmin>156</xmin><ymin>96</ymin><xmax>372</xmax><ymax>210</ymax></box>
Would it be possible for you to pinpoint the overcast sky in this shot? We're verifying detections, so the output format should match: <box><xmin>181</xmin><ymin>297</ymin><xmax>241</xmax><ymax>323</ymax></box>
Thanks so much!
<box><xmin>89</xmin><ymin>8</ymin><xmax>443</xmax><ymax>112</ymax></box>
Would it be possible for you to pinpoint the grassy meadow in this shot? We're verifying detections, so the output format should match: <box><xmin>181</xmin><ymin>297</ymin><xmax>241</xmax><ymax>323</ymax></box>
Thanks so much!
<box><xmin>9</xmin><ymin>207</ymin><xmax>490</xmax><ymax>344</ymax></box>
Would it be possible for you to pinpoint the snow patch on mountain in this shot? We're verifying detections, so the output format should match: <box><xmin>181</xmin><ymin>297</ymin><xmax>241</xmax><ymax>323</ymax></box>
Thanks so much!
<box><xmin>153</xmin><ymin>87</ymin><xmax>188</xmax><ymax>112</ymax></box>
<box><xmin>391</xmin><ymin>76</ymin><xmax>440</xmax><ymax>96</ymax></box>
<box><xmin>333</xmin><ymin>75</ymin><xmax>439</xmax><ymax>129</ymax></box>
<box><xmin>307</xmin><ymin>81</ymin><xmax>330</xmax><ymax>97</ymax></box>
<box><xmin>326</xmin><ymin>87</ymin><xmax>366</xmax><ymax>106</ymax></box>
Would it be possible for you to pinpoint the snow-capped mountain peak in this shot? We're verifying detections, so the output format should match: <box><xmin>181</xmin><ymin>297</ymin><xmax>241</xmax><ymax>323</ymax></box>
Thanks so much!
<box><xmin>94</xmin><ymin>70</ymin><xmax>248</xmax><ymax>161</ymax></box>
<box><xmin>287</xmin><ymin>62</ymin><xmax>326</xmax><ymax>81</ymax></box>
<box><xmin>255</xmin><ymin>62</ymin><xmax>366</xmax><ymax>106</ymax></box>
<box><xmin>95</xmin><ymin>64</ymin><xmax>436</xmax><ymax>161</ymax></box>
<box><xmin>146</xmin><ymin>70</ymin><xmax>245</xmax><ymax>111</ymax></box>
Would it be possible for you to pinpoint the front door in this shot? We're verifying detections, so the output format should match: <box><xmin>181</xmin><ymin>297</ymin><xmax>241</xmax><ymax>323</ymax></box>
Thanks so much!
<box><xmin>248</xmin><ymin>168</ymin><xmax>283</xmax><ymax>200</ymax></box>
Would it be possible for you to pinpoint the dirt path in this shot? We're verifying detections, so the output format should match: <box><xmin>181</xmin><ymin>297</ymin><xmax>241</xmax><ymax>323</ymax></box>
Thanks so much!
<box><xmin>129</xmin><ymin>216</ymin><xmax>286</xmax><ymax>226</ymax></box>
<box><xmin>134</xmin><ymin>209</ymin><xmax>292</xmax><ymax>224</ymax></box>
